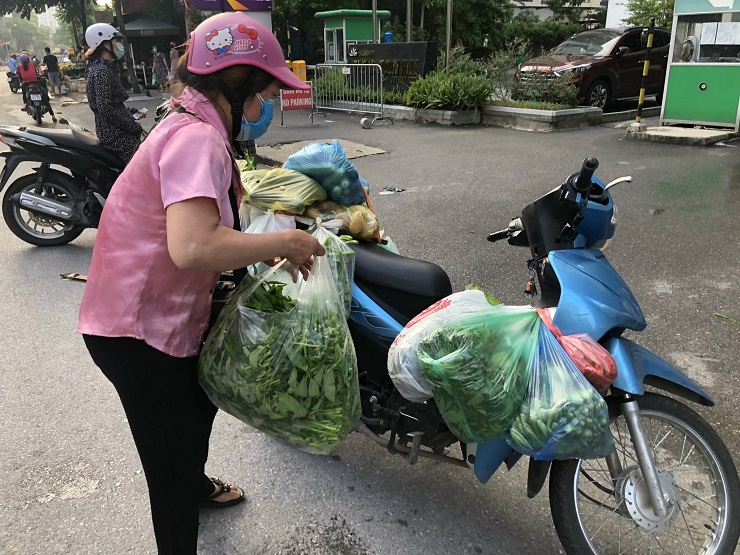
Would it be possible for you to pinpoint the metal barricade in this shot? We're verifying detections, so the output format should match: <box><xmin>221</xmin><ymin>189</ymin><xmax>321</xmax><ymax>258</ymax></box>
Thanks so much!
<box><xmin>310</xmin><ymin>63</ymin><xmax>393</xmax><ymax>126</ymax></box>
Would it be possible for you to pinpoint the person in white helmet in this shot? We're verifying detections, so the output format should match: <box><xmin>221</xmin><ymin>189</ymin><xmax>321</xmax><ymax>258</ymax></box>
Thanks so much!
<box><xmin>84</xmin><ymin>23</ymin><xmax>143</xmax><ymax>164</ymax></box>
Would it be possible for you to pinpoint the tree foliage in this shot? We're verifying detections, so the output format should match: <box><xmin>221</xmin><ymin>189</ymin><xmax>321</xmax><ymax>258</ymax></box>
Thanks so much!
<box><xmin>624</xmin><ymin>0</ymin><xmax>674</xmax><ymax>28</ymax></box>
<box><xmin>504</xmin><ymin>11</ymin><xmax>581</xmax><ymax>55</ymax></box>
<box><xmin>0</xmin><ymin>0</ymin><xmax>93</xmax><ymax>42</ymax></box>
<box><xmin>0</xmin><ymin>11</ymin><xmax>52</xmax><ymax>53</ymax></box>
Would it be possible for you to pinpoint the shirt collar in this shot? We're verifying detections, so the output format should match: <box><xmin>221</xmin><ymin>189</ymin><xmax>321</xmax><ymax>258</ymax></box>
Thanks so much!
<box><xmin>171</xmin><ymin>87</ymin><xmax>230</xmax><ymax>144</ymax></box>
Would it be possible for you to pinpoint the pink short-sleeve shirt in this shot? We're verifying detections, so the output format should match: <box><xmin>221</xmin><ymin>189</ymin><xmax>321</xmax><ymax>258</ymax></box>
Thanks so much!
<box><xmin>78</xmin><ymin>87</ymin><xmax>242</xmax><ymax>357</ymax></box>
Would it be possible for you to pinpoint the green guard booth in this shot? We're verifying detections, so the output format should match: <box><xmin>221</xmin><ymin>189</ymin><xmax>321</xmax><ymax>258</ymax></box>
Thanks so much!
<box><xmin>660</xmin><ymin>0</ymin><xmax>740</xmax><ymax>131</ymax></box>
<box><xmin>315</xmin><ymin>9</ymin><xmax>391</xmax><ymax>63</ymax></box>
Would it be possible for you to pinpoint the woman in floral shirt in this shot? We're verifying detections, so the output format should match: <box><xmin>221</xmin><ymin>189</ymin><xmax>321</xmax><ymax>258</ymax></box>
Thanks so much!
<box><xmin>84</xmin><ymin>23</ymin><xmax>143</xmax><ymax>164</ymax></box>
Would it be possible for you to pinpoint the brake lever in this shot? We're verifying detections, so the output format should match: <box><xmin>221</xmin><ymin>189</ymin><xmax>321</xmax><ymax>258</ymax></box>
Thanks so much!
<box><xmin>604</xmin><ymin>176</ymin><xmax>633</xmax><ymax>191</ymax></box>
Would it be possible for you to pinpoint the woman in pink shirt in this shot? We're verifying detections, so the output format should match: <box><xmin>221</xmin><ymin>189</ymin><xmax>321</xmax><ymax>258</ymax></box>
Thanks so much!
<box><xmin>78</xmin><ymin>13</ymin><xmax>324</xmax><ymax>554</ymax></box>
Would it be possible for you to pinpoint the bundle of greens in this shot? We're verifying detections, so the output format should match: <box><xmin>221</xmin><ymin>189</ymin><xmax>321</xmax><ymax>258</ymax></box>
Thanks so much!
<box><xmin>198</xmin><ymin>259</ymin><xmax>361</xmax><ymax>454</ymax></box>
<box><xmin>416</xmin><ymin>306</ymin><xmax>539</xmax><ymax>443</ymax></box>
<box><xmin>507</xmin><ymin>327</ymin><xmax>614</xmax><ymax>460</ymax></box>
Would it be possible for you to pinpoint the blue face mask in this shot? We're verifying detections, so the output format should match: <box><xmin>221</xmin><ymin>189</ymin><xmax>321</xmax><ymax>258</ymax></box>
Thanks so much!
<box><xmin>115</xmin><ymin>42</ymin><xmax>125</xmax><ymax>60</ymax></box>
<box><xmin>236</xmin><ymin>93</ymin><xmax>274</xmax><ymax>141</ymax></box>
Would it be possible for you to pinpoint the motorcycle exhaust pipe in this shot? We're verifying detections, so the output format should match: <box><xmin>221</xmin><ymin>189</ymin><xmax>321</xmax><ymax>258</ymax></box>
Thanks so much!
<box><xmin>10</xmin><ymin>191</ymin><xmax>79</xmax><ymax>222</ymax></box>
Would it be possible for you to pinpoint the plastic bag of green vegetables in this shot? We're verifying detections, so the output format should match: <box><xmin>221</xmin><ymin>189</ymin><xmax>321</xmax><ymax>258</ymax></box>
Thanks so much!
<box><xmin>309</xmin><ymin>220</ymin><xmax>356</xmax><ymax>318</ymax></box>
<box><xmin>241</xmin><ymin>168</ymin><xmax>326</xmax><ymax>214</ymax></box>
<box><xmin>416</xmin><ymin>305</ymin><xmax>539</xmax><ymax>443</ymax></box>
<box><xmin>198</xmin><ymin>258</ymin><xmax>361</xmax><ymax>454</ymax></box>
<box><xmin>507</xmin><ymin>326</ymin><xmax>614</xmax><ymax>460</ymax></box>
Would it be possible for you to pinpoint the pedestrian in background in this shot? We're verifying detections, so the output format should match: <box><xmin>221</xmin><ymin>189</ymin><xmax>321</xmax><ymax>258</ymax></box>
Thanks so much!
<box><xmin>168</xmin><ymin>40</ymin><xmax>179</xmax><ymax>84</ymax></box>
<box><xmin>84</xmin><ymin>23</ymin><xmax>143</xmax><ymax>164</ymax></box>
<box><xmin>43</xmin><ymin>47</ymin><xmax>62</xmax><ymax>96</ymax></box>
<box><xmin>151</xmin><ymin>45</ymin><xmax>168</xmax><ymax>92</ymax></box>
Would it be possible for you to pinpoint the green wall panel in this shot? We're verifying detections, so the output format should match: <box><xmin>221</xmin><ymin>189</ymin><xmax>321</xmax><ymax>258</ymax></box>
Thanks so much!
<box><xmin>664</xmin><ymin>64</ymin><xmax>740</xmax><ymax>126</ymax></box>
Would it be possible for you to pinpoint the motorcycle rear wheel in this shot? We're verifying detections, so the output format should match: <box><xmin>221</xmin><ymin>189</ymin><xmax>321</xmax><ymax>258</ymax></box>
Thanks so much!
<box><xmin>550</xmin><ymin>393</ymin><xmax>740</xmax><ymax>554</ymax></box>
<box><xmin>34</xmin><ymin>106</ymin><xmax>42</xmax><ymax>125</ymax></box>
<box><xmin>2</xmin><ymin>174</ymin><xmax>85</xmax><ymax>246</ymax></box>
<box><xmin>10</xmin><ymin>84</ymin><xmax>19</xmax><ymax>93</ymax></box>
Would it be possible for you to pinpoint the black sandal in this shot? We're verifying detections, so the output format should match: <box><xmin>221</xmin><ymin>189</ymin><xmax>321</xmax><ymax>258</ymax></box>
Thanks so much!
<box><xmin>199</xmin><ymin>477</ymin><xmax>245</xmax><ymax>509</ymax></box>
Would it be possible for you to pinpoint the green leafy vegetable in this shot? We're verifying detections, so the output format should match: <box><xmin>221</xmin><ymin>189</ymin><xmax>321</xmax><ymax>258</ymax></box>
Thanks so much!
<box><xmin>417</xmin><ymin>307</ymin><xmax>539</xmax><ymax>443</ymax></box>
<box><xmin>198</xmin><ymin>261</ymin><xmax>361</xmax><ymax>454</ymax></box>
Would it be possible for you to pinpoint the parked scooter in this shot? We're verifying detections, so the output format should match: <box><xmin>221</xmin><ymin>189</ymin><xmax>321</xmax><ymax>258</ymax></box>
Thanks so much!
<box><xmin>6</xmin><ymin>71</ymin><xmax>20</xmax><ymax>93</ymax></box>
<box><xmin>0</xmin><ymin>125</ymin><xmax>124</xmax><ymax>246</ymax></box>
<box><xmin>346</xmin><ymin>158</ymin><xmax>740</xmax><ymax>554</ymax></box>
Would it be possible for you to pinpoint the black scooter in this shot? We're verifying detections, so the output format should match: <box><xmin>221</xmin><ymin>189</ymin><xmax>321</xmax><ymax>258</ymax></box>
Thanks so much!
<box><xmin>6</xmin><ymin>71</ymin><xmax>20</xmax><ymax>93</ymax></box>
<box><xmin>0</xmin><ymin>125</ymin><xmax>124</xmax><ymax>246</ymax></box>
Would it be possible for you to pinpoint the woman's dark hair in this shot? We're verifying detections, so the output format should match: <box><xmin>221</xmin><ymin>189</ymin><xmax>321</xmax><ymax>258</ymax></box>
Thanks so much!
<box><xmin>171</xmin><ymin>51</ymin><xmax>276</xmax><ymax>105</ymax></box>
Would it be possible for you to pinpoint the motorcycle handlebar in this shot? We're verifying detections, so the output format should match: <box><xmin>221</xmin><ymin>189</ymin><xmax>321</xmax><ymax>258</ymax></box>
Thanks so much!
<box><xmin>573</xmin><ymin>157</ymin><xmax>599</xmax><ymax>195</ymax></box>
<box><xmin>487</xmin><ymin>229</ymin><xmax>509</xmax><ymax>243</ymax></box>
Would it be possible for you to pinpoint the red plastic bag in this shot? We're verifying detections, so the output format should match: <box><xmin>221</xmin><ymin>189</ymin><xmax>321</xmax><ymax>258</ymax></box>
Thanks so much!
<box><xmin>536</xmin><ymin>309</ymin><xmax>617</xmax><ymax>392</ymax></box>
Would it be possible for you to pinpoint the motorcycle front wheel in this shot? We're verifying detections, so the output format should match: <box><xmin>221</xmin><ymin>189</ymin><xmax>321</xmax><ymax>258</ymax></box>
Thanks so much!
<box><xmin>549</xmin><ymin>392</ymin><xmax>740</xmax><ymax>554</ymax></box>
<box><xmin>2</xmin><ymin>174</ymin><xmax>85</xmax><ymax>246</ymax></box>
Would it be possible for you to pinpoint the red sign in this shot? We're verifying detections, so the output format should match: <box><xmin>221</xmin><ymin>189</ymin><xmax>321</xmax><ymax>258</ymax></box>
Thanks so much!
<box><xmin>280</xmin><ymin>84</ymin><xmax>313</xmax><ymax>111</ymax></box>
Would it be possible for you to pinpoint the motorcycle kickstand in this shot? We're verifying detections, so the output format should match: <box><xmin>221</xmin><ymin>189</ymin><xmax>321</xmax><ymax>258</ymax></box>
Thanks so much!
<box><xmin>621</xmin><ymin>395</ymin><xmax>669</xmax><ymax>517</ymax></box>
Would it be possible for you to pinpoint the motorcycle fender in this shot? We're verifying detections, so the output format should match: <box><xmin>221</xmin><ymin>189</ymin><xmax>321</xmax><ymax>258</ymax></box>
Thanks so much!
<box><xmin>0</xmin><ymin>153</ymin><xmax>37</xmax><ymax>190</ymax></box>
<box><xmin>471</xmin><ymin>436</ymin><xmax>518</xmax><ymax>484</ymax></box>
<box><xmin>604</xmin><ymin>336</ymin><xmax>714</xmax><ymax>406</ymax></box>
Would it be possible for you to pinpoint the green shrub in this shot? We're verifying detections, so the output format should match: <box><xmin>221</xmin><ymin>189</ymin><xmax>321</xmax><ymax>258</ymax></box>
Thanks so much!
<box><xmin>503</xmin><ymin>14</ymin><xmax>582</xmax><ymax>56</ymax></box>
<box><xmin>312</xmin><ymin>69</ymin><xmax>349</xmax><ymax>99</ymax></box>
<box><xmin>443</xmin><ymin>46</ymin><xmax>491</xmax><ymax>77</ymax></box>
<box><xmin>406</xmin><ymin>71</ymin><xmax>492</xmax><ymax>111</ymax></box>
<box><xmin>511</xmin><ymin>70</ymin><xmax>579</xmax><ymax>108</ymax></box>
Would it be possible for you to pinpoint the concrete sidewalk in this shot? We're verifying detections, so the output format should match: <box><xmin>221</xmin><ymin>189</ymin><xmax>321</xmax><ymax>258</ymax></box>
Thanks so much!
<box><xmin>626</xmin><ymin>123</ymin><xmax>739</xmax><ymax>146</ymax></box>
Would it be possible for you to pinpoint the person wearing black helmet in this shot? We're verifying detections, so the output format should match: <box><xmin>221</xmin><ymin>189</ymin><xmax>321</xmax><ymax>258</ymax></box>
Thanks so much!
<box><xmin>84</xmin><ymin>23</ymin><xmax>144</xmax><ymax>164</ymax></box>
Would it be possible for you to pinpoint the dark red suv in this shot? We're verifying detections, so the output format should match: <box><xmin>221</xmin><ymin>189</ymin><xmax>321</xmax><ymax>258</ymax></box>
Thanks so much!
<box><xmin>516</xmin><ymin>27</ymin><xmax>672</xmax><ymax>108</ymax></box>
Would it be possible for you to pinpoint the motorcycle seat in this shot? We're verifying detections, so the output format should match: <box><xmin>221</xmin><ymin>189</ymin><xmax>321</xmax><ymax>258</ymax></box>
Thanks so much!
<box><xmin>350</xmin><ymin>241</ymin><xmax>452</xmax><ymax>300</ymax></box>
<box><xmin>27</xmin><ymin>128</ymin><xmax>124</xmax><ymax>168</ymax></box>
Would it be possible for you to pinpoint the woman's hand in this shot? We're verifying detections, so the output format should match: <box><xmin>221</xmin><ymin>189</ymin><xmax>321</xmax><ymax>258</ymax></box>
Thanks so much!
<box><xmin>279</xmin><ymin>229</ymin><xmax>326</xmax><ymax>281</ymax></box>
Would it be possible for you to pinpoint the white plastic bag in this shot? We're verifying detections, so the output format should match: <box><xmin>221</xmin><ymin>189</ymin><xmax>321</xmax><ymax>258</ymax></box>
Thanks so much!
<box><xmin>387</xmin><ymin>289</ymin><xmax>494</xmax><ymax>402</ymax></box>
<box><xmin>244</xmin><ymin>207</ymin><xmax>296</xmax><ymax>275</ymax></box>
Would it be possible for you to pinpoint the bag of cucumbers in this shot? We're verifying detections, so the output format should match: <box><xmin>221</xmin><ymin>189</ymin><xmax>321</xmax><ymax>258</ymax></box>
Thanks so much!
<box><xmin>507</xmin><ymin>325</ymin><xmax>615</xmax><ymax>460</ymax></box>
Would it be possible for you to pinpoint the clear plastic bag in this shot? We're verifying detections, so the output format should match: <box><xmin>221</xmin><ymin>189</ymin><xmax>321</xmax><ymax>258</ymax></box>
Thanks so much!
<box><xmin>536</xmin><ymin>309</ymin><xmax>618</xmax><ymax>392</ymax></box>
<box><xmin>310</xmin><ymin>220</ymin><xmax>355</xmax><ymax>318</ymax></box>
<box><xmin>283</xmin><ymin>141</ymin><xmax>369</xmax><ymax>206</ymax></box>
<box><xmin>198</xmin><ymin>258</ymin><xmax>361</xmax><ymax>454</ymax></box>
<box><xmin>243</xmin><ymin>207</ymin><xmax>296</xmax><ymax>276</ymax></box>
<box><xmin>303</xmin><ymin>200</ymin><xmax>379</xmax><ymax>241</ymax></box>
<box><xmin>241</xmin><ymin>168</ymin><xmax>326</xmax><ymax>214</ymax></box>
<box><xmin>388</xmin><ymin>290</ymin><xmax>496</xmax><ymax>402</ymax></box>
<box><xmin>507</xmin><ymin>326</ymin><xmax>615</xmax><ymax>460</ymax></box>
<box><xmin>416</xmin><ymin>305</ymin><xmax>539</xmax><ymax>443</ymax></box>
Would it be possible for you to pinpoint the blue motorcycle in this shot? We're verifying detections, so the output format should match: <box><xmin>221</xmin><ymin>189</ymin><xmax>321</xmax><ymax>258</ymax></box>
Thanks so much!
<box><xmin>346</xmin><ymin>157</ymin><xmax>740</xmax><ymax>554</ymax></box>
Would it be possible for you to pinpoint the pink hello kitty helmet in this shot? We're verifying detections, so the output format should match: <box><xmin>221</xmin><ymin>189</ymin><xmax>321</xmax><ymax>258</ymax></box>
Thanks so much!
<box><xmin>187</xmin><ymin>12</ymin><xmax>309</xmax><ymax>91</ymax></box>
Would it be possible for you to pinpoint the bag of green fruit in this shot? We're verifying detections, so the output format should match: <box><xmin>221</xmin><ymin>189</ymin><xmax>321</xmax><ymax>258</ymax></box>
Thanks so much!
<box><xmin>197</xmin><ymin>258</ymin><xmax>361</xmax><ymax>454</ymax></box>
<box><xmin>309</xmin><ymin>219</ymin><xmax>356</xmax><ymax>318</ymax></box>
<box><xmin>507</xmin><ymin>325</ymin><xmax>615</xmax><ymax>460</ymax></box>
<box><xmin>241</xmin><ymin>168</ymin><xmax>327</xmax><ymax>214</ymax></box>
<box><xmin>416</xmin><ymin>305</ymin><xmax>539</xmax><ymax>443</ymax></box>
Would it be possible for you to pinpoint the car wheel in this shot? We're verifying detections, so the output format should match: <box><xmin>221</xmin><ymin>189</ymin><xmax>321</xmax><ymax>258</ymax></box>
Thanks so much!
<box><xmin>585</xmin><ymin>80</ymin><xmax>610</xmax><ymax>109</ymax></box>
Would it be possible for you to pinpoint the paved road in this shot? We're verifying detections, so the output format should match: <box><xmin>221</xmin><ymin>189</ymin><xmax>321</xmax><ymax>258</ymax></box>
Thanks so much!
<box><xmin>0</xmin><ymin>85</ymin><xmax>738</xmax><ymax>555</ymax></box>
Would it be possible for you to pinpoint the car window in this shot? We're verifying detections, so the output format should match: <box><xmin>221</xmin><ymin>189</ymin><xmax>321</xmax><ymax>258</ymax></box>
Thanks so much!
<box><xmin>553</xmin><ymin>30</ymin><xmax>622</xmax><ymax>56</ymax></box>
<box><xmin>619</xmin><ymin>32</ymin><xmax>647</xmax><ymax>53</ymax></box>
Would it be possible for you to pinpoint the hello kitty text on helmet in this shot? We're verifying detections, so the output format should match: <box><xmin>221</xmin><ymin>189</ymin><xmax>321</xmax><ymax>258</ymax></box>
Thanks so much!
<box><xmin>187</xmin><ymin>13</ymin><xmax>309</xmax><ymax>142</ymax></box>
